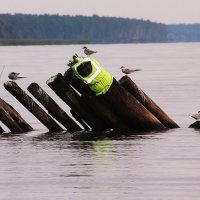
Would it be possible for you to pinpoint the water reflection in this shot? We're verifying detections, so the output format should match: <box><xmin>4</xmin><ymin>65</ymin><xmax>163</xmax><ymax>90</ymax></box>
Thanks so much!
<box><xmin>26</xmin><ymin>129</ymin><xmax>165</xmax><ymax>152</ymax></box>
<box><xmin>30</xmin><ymin>128</ymin><xmax>168</xmax><ymax>141</ymax></box>
<box><xmin>1</xmin><ymin>128</ymin><xmax>200</xmax><ymax>199</ymax></box>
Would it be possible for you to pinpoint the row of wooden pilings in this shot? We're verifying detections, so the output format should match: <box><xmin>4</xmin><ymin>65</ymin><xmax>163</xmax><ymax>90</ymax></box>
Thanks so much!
<box><xmin>0</xmin><ymin>68</ymin><xmax>179</xmax><ymax>133</ymax></box>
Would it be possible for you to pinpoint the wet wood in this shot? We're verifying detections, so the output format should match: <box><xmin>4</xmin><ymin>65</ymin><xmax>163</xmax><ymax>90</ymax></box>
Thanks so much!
<box><xmin>0</xmin><ymin>98</ymin><xmax>33</xmax><ymax>133</ymax></box>
<box><xmin>27</xmin><ymin>82</ymin><xmax>81</xmax><ymax>132</ymax></box>
<box><xmin>47</xmin><ymin>73</ymin><xmax>107</xmax><ymax>131</ymax></box>
<box><xmin>0</xmin><ymin>125</ymin><xmax>4</xmax><ymax>133</ymax></box>
<box><xmin>102</xmin><ymin>78</ymin><xmax>165</xmax><ymax>130</ymax></box>
<box><xmin>189</xmin><ymin>121</ymin><xmax>200</xmax><ymax>129</ymax></box>
<box><xmin>64</xmin><ymin>69</ymin><xmax>129</xmax><ymax>131</ymax></box>
<box><xmin>70</xmin><ymin>109</ymin><xmax>90</xmax><ymax>130</ymax></box>
<box><xmin>0</xmin><ymin>64</ymin><xmax>178</xmax><ymax>133</ymax></box>
<box><xmin>4</xmin><ymin>81</ymin><xmax>63</xmax><ymax>132</ymax></box>
<box><xmin>119</xmin><ymin>76</ymin><xmax>179</xmax><ymax>128</ymax></box>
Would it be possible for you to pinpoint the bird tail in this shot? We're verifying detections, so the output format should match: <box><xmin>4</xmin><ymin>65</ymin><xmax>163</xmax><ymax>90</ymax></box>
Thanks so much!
<box><xmin>132</xmin><ymin>69</ymin><xmax>142</xmax><ymax>72</ymax></box>
<box><xmin>17</xmin><ymin>76</ymin><xmax>27</xmax><ymax>79</ymax></box>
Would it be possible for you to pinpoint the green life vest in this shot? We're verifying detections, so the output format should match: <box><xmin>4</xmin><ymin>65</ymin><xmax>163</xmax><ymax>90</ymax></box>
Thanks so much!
<box><xmin>72</xmin><ymin>57</ymin><xmax>113</xmax><ymax>96</ymax></box>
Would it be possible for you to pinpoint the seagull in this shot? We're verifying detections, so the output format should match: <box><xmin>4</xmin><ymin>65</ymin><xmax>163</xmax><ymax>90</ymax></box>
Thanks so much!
<box><xmin>8</xmin><ymin>72</ymin><xmax>26</xmax><ymax>80</ymax></box>
<box><xmin>191</xmin><ymin>111</ymin><xmax>200</xmax><ymax>121</ymax></box>
<box><xmin>120</xmin><ymin>66</ymin><xmax>142</xmax><ymax>75</ymax></box>
<box><xmin>82</xmin><ymin>46</ymin><xmax>97</xmax><ymax>56</ymax></box>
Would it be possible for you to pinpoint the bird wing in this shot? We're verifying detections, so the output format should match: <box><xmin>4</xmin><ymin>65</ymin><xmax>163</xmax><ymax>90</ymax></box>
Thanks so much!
<box><xmin>123</xmin><ymin>69</ymin><xmax>140</xmax><ymax>73</ymax></box>
<box><xmin>123</xmin><ymin>69</ymin><xmax>130</xmax><ymax>74</ymax></box>
<box><xmin>87</xmin><ymin>49</ymin><xmax>97</xmax><ymax>54</ymax></box>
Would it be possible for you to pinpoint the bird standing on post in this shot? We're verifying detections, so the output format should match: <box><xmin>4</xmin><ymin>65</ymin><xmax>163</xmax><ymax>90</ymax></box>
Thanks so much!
<box><xmin>83</xmin><ymin>46</ymin><xmax>97</xmax><ymax>56</ymax></box>
<box><xmin>120</xmin><ymin>66</ymin><xmax>142</xmax><ymax>75</ymax></box>
<box><xmin>8</xmin><ymin>72</ymin><xmax>26</xmax><ymax>80</ymax></box>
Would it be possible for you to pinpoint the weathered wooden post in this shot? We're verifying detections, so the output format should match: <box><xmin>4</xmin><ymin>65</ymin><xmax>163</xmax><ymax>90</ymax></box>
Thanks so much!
<box><xmin>27</xmin><ymin>82</ymin><xmax>82</xmax><ymax>132</ymax></box>
<box><xmin>0</xmin><ymin>125</ymin><xmax>4</xmax><ymax>133</ymax></box>
<box><xmin>47</xmin><ymin>73</ymin><xmax>107</xmax><ymax>130</ymax></box>
<box><xmin>0</xmin><ymin>106</ymin><xmax>24</xmax><ymax>133</ymax></box>
<box><xmin>64</xmin><ymin>56</ymin><xmax>165</xmax><ymax>130</ymax></box>
<box><xmin>0</xmin><ymin>98</ymin><xmax>33</xmax><ymax>133</ymax></box>
<box><xmin>4</xmin><ymin>81</ymin><xmax>63</xmax><ymax>132</ymax></box>
<box><xmin>64</xmin><ymin>69</ymin><xmax>129</xmax><ymax>131</ymax></box>
<box><xmin>70</xmin><ymin>109</ymin><xmax>90</xmax><ymax>130</ymax></box>
<box><xmin>189</xmin><ymin>121</ymin><xmax>200</xmax><ymax>128</ymax></box>
<box><xmin>119</xmin><ymin>76</ymin><xmax>179</xmax><ymax>128</ymax></box>
<box><xmin>102</xmin><ymin>78</ymin><xmax>165</xmax><ymax>130</ymax></box>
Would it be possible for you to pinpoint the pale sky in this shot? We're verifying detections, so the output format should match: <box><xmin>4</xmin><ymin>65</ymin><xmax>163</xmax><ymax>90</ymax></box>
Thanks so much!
<box><xmin>0</xmin><ymin>0</ymin><xmax>200</xmax><ymax>24</ymax></box>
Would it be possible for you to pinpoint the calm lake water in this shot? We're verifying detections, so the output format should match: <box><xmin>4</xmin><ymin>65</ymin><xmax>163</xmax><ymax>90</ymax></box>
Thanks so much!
<box><xmin>0</xmin><ymin>43</ymin><xmax>200</xmax><ymax>200</ymax></box>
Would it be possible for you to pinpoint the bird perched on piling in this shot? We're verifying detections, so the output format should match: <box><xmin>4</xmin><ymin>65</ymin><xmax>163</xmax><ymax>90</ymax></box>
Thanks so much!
<box><xmin>120</xmin><ymin>66</ymin><xmax>142</xmax><ymax>75</ymax></box>
<box><xmin>8</xmin><ymin>72</ymin><xmax>26</xmax><ymax>80</ymax></box>
<box><xmin>191</xmin><ymin>111</ymin><xmax>200</xmax><ymax>121</ymax></box>
<box><xmin>83</xmin><ymin>46</ymin><xmax>97</xmax><ymax>56</ymax></box>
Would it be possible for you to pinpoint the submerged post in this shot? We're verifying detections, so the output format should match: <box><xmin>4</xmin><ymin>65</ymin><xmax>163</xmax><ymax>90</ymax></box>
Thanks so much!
<box><xmin>70</xmin><ymin>109</ymin><xmax>90</xmax><ymax>130</ymax></box>
<box><xmin>66</xmin><ymin>55</ymin><xmax>166</xmax><ymax>130</ymax></box>
<box><xmin>27</xmin><ymin>82</ymin><xmax>81</xmax><ymax>132</ymax></box>
<box><xmin>64</xmin><ymin>69</ymin><xmax>129</xmax><ymax>131</ymax></box>
<box><xmin>189</xmin><ymin>121</ymin><xmax>200</xmax><ymax>129</ymax></box>
<box><xmin>47</xmin><ymin>73</ymin><xmax>107</xmax><ymax>131</ymax></box>
<box><xmin>102</xmin><ymin>78</ymin><xmax>165</xmax><ymax>130</ymax></box>
<box><xmin>4</xmin><ymin>81</ymin><xmax>63</xmax><ymax>132</ymax></box>
<box><xmin>0</xmin><ymin>126</ymin><xmax>4</xmax><ymax>133</ymax></box>
<box><xmin>0</xmin><ymin>98</ymin><xmax>33</xmax><ymax>133</ymax></box>
<box><xmin>119</xmin><ymin>76</ymin><xmax>179</xmax><ymax>128</ymax></box>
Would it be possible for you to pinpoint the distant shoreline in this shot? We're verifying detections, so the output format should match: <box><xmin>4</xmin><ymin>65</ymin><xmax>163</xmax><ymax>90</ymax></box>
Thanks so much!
<box><xmin>0</xmin><ymin>39</ymin><xmax>90</xmax><ymax>46</ymax></box>
<box><xmin>1</xmin><ymin>40</ymin><xmax>200</xmax><ymax>46</ymax></box>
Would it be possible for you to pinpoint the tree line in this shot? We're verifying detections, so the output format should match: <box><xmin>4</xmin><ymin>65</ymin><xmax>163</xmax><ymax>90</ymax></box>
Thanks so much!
<box><xmin>0</xmin><ymin>14</ymin><xmax>167</xmax><ymax>44</ymax></box>
<box><xmin>167</xmin><ymin>24</ymin><xmax>200</xmax><ymax>42</ymax></box>
<box><xmin>0</xmin><ymin>14</ymin><xmax>199</xmax><ymax>45</ymax></box>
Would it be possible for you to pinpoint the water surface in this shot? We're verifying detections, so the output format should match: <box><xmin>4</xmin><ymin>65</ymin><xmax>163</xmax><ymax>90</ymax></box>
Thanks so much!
<box><xmin>0</xmin><ymin>43</ymin><xmax>200</xmax><ymax>200</ymax></box>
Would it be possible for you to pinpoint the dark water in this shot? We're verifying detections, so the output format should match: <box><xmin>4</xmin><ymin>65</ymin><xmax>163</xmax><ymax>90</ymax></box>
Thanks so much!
<box><xmin>0</xmin><ymin>43</ymin><xmax>200</xmax><ymax>199</ymax></box>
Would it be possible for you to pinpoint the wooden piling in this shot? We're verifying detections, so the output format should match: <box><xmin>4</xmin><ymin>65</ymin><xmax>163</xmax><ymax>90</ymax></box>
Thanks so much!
<box><xmin>47</xmin><ymin>73</ymin><xmax>107</xmax><ymax>131</ymax></box>
<box><xmin>0</xmin><ymin>98</ymin><xmax>33</xmax><ymax>133</ymax></box>
<box><xmin>189</xmin><ymin>121</ymin><xmax>200</xmax><ymax>129</ymax></box>
<box><xmin>27</xmin><ymin>82</ymin><xmax>82</xmax><ymax>132</ymax></box>
<box><xmin>102</xmin><ymin>78</ymin><xmax>165</xmax><ymax>130</ymax></box>
<box><xmin>64</xmin><ymin>69</ymin><xmax>130</xmax><ymax>131</ymax></box>
<box><xmin>119</xmin><ymin>76</ymin><xmax>179</xmax><ymax>128</ymax></box>
<box><xmin>0</xmin><ymin>104</ymin><xmax>23</xmax><ymax>133</ymax></box>
<box><xmin>0</xmin><ymin>125</ymin><xmax>4</xmax><ymax>133</ymax></box>
<box><xmin>70</xmin><ymin>109</ymin><xmax>90</xmax><ymax>130</ymax></box>
<box><xmin>4</xmin><ymin>81</ymin><xmax>63</xmax><ymax>132</ymax></box>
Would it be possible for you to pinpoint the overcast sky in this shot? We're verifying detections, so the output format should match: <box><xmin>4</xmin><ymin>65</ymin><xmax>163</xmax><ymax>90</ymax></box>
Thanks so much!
<box><xmin>0</xmin><ymin>0</ymin><xmax>200</xmax><ymax>24</ymax></box>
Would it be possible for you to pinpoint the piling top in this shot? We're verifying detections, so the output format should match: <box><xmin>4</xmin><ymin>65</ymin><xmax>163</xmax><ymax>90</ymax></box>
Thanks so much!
<box><xmin>46</xmin><ymin>74</ymin><xmax>60</xmax><ymax>85</ymax></box>
<box><xmin>4</xmin><ymin>81</ymin><xmax>13</xmax><ymax>87</ymax></box>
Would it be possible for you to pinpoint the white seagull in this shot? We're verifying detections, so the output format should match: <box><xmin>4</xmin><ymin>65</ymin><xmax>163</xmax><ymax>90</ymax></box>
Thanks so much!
<box><xmin>8</xmin><ymin>72</ymin><xmax>26</xmax><ymax>80</ymax></box>
<box><xmin>120</xmin><ymin>66</ymin><xmax>142</xmax><ymax>75</ymax></box>
<box><xmin>82</xmin><ymin>46</ymin><xmax>97</xmax><ymax>56</ymax></box>
<box><xmin>191</xmin><ymin>111</ymin><xmax>200</xmax><ymax>121</ymax></box>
